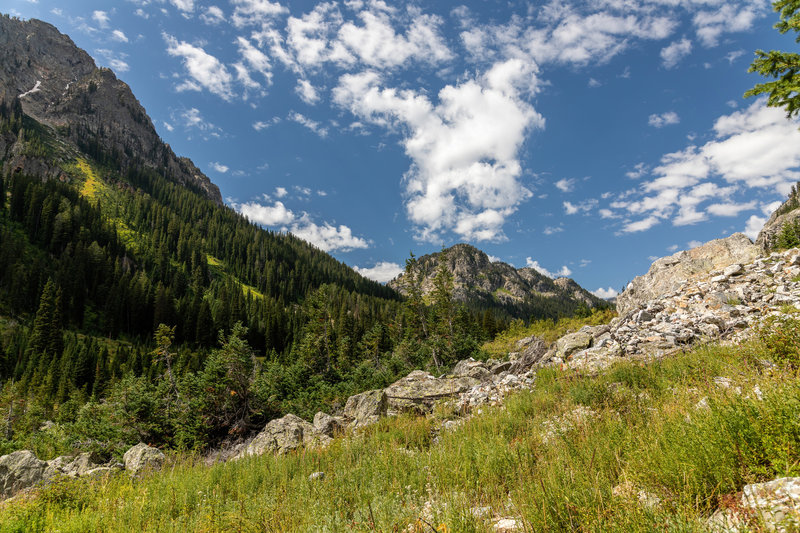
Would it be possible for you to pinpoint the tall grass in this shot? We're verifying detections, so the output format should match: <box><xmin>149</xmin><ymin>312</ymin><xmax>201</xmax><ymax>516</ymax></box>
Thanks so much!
<box><xmin>2</xmin><ymin>339</ymin><xmax>798</xmax><ymax>532</ymax></box>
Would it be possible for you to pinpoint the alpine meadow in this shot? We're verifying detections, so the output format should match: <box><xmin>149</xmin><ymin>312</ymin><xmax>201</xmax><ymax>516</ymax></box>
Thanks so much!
<box><xmin>1</xmin><ymin>1</ymin><xmax>800</xmax><ymax>532</ymax></box>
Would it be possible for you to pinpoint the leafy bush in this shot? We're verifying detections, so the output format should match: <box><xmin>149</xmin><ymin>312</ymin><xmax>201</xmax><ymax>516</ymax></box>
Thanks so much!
<box><xmin>756</xmin><ymin>314</ymin><xmax>800</xmax><ymax>368</ymax></box>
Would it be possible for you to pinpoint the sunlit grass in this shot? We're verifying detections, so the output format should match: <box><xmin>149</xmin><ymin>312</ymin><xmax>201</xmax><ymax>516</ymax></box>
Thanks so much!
<box><xmin>482</xmin><ymin>308</ymin><xmax>617</xmax><ymax>358</ymax></box>
<box><xmin>206</xmin><ymin>255</ymin><xmax>265</xmax><ymax>299</ymax></box>
<box><xmin>3</xmin><ymin>334</ymin><xmax>798</xmax><ymax>532</ymax></box>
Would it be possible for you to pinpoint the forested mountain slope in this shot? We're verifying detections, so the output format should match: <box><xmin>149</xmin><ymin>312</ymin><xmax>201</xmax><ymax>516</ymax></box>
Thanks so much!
<box><xmin>389</xmin><ymin>244</ymin><xmax>610</xmax><ymax>324</ymax></box>
<box><xmin>0</xmin><ymin>13</ymin><xmax>525</xmax><ymax>457</ymax></box>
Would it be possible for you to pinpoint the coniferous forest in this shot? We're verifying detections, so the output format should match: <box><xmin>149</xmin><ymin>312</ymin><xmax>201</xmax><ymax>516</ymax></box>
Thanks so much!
<box><xmin>0</xmin><ymin>94</ymin><xmax>526</xmax><ymax>456</ymax></box>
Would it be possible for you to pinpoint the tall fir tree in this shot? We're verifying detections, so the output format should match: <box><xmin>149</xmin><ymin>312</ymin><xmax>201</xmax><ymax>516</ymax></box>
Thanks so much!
<box><xmin>25</xmin><ymin>279</ymin><xmax>64</xmax><ymax>382</ymax></box>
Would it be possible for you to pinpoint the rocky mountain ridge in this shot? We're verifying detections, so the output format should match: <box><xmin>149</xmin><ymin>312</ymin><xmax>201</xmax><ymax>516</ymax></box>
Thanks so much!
<box><xmin>388</xmin><ymin>243</ymin><xmax>608</xmax><ymax>320</ymax></box>
<box><xmin>0</xmin><ymin>15</ymin><xmax>221</xmax><ymax>204</ymax></box>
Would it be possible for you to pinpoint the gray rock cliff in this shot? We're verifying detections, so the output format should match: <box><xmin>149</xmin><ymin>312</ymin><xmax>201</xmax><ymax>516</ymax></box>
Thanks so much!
<box><xmin>0</xmin><ymin>15</ymin><xmax>222</xmax><ymax>204</ymax></box>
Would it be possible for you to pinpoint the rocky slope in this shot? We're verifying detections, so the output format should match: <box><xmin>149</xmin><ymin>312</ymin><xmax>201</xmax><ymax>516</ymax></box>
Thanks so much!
<box><xmin>388</xmin><ymin>243</ymin><xmax>608</xmax><ymax>320</ymax></box>
<box><xmin>236</xmin><ymin>230</ymin><xmax>795</xmax><ymax>452</ymax></box>
<box><xmin>756</xmin><ymin>183</ymin><xmax>800</xmax><ymax>251</ymax></box>
<box><xmin>0</xmin><ymin>14</ymin><xmax>221</xmax><ymax>204</ymax></box>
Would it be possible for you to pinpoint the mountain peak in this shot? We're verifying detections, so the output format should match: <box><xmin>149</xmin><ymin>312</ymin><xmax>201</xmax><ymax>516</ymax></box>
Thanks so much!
<box><xmin>389</xmin><ymin>244</ymin><xmax>608</xmax><ymax>320</ymax></box>
<box><xmin>0</xmin><ymin>14</ymin><xmax>222</xmax><ymax>204</ymax></box>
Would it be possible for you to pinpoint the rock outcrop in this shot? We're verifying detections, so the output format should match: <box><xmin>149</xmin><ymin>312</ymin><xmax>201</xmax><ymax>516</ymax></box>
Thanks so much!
<box><xmin>123</xmin><ymin>443</ymin><xmax>165</xmax><ymax>475</ymax></box>
<box><xmin>236</xmin><ymin>414</ymin><xmax>328</xmax><ymax>459</ymax></box>
<box><xmin>709</xmin><ymin>477</ymin><xmax>800</xmax><ymax>532</ymax></box>
<box><xmin>0</xmin><ymin>450</ymin><xmax>49</xmax><ymax>500</ymax></box>
<box><xmin>384</xmin><ymin>370</ymin><xmax>483</xmax><ymax>415</ymax></box>
<box><xmin>0</xmin><ymin>448</ymin><xmax>126</xmax><ymax>500</ymax></box>
<box><xmin>313</xmin><ymin>412</ymin><xmax>344</xmax><ymax>438</ymax></box>
<box><xmin>755</xmin><ymin>184</ymin><xmax>800</xmax><ymax>251</ymax></box>
<box><xmin>343</xmin><ymin>389</ymin><xmax>388</xmax><ymax>429</ymax></box>
<box><xmin>616</xmin><ymin>234</ymin><xmax>759</xmax><ymax>315</ymax></box>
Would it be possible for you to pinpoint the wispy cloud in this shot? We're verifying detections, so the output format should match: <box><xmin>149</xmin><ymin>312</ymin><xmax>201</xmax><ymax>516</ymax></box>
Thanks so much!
<box><xmin>648</xmin><ymin>111</ymin><xmax>680</xmax><ymax>128</ymax></box>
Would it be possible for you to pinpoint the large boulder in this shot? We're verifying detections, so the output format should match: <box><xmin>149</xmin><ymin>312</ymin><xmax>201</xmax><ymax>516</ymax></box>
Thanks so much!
<box><xmin>46</xmin><ymin>451</ymin><xmax>106</xmax><ymax>478</ymax></box>
<box><xmin>617</xmin><ymin>234</ymin><xmax>759</xmax><ymax>315</ymax></box>
<box><xmin>123</xmin><ymin>443</ymin><xmax>165</xmax><ymax>475</ymax></box>
<box><xmin>451</xmin><ymin>358</ymin><xmax>492</xmax><ymax>381</ymax></box>
<box><xmin>237</xmin><ymin>414</ymin><xmax>316</xmax><ymax>458</ymax></box>
<box><xmin>313</xmin><ymin>412</ymin><xmax>344</xmax><ymax>438</ymax></box>
<box><xmin>0</xmin><ymin>450</ymin><xmax>49</xmax><ymax>500</ymax></box>
<box><xmin>343</xmin><ymin>389</ymin><xmax>387</xmax><ymax>429</ymax></box>
<box><xmin>509</xmin><ymin>336</ymin><xmax>548</xmax><ymax>373</ymax></box>
<box><xmin>555</xmin><ymin>329</ymin><xmax>594</xmax><ymax>359</ymax></box>
<box><xmin>384</xmin><ymin>370</ymin><xmax>483</xmax><ymax>414</ymax></box>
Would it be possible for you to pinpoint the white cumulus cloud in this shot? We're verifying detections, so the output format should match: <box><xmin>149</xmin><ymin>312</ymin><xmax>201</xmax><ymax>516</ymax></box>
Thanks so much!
<box><xmin>170</xmin><ymin>0</ymin><xmax>194</xmax><ymax>13</ymax></box>
<box><xmin>607</xmin><ymin>99</ymin><xmax>800</xmax><ymax>233</ymax></box>
<box><xmin>201</xmin><ymin>6</ymin><xmax>225</xmax><ymax>25</ymax></box>
<box><xmin>743</xmin><ymin>214</ymin><xmax>766</xmax><ymax>240</ymax></box>
<box><xmin>288</xmin><ymin>111</ymin><xmax>328</xmax><ymax>137</ymax></box>
<box><xmin>525</xmin><ymin>257</ymin><xmax>571</xmax><ymax>278</ymax></box>
<box><xmin>210</xmin><ymin>162</ymin><xmax>229</xmax><ymax>173</ymax></box>
<box><xmin>92</xmin><ymin>10</ymin><xmax>110</xmax><ymax>27</ymax></box>
<box><xmin>238</xmin><ymin>200</ymin><xmax>295</xmax><ymax>225</ymax></box>
<box><xmin>353</xmin><ymin>261</ymin><xmax>404</xmax><ymax>283</ymax></box>
<box><xmin>111</xmin><ymin>29</ymin><xmax>128</xmax><ymax>43</ymax></box>
<box><xmin>592</xmin><ymin>287</ymin><xmax>618</xmax><ymax>299</ymax></box>
<box><xmin>660</xmin><ymin>38</ymin><xmax>691</xmax><ymax>69</ymax></box>
<box><xmin>289</xmin><ymin>216</ymin><xmax>369</xmax><ymax>252</ymax></box>
<box><xmin>333</xmin><ymin>59</ymin><xmax>543</xmax><ymax>242</ymax></box>
<box><xmin>555</xmin><ymin>178</ymin><xmax>575</xmax><ymax>192</ymax></box>
<box><xmin>231</xmin><ymin>0</ymin><xmax>287</xmax><ymax>27</ymax></box>
<box><xmin>295</xmin><ymin>79</ymin><xmax>320</xmax><ymax>104</ymax></box>
<box><xmin>648</xmin><ymin>111</ymin><xmax>680</xmax><ymax>128</ymax></box>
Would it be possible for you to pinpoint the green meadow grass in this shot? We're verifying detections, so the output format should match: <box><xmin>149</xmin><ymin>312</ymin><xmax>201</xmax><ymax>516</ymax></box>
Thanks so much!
<box><xmin>2</xmin><ymin>338</ymin><xmax>798</xmax><ymax>532</ymax></box>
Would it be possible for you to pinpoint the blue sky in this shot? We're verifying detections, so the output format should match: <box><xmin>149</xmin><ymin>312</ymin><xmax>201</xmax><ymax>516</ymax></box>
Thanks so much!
<box><xmin>6</xmin><ymin>0</ymin><xmax>800</xmax><ymax>297</ymax></box>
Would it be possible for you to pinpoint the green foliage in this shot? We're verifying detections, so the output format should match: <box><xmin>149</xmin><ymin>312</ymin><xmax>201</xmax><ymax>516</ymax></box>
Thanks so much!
<box><xmin>755</xmin><ymin>313</ymin><xmax>800</xmax><ymax>367</ymax></box>
<box><xmin>775</xmin><ymin>217</ymin><xmax>800</xmax><ymax>249</ymax></box>
<box><xmin>745</xmin><ymin>0</ymin><xmax>800</xmax><ymax>118</ymax></box>
<box><xmin>2</xmin><ymin>339</ymin><xmax>799</xmax><ymax>531</ymax></box>
<box><xmin>483</xmin><ymin>308</ymin><xmax>617</xmax><ymax>358</ymax></box>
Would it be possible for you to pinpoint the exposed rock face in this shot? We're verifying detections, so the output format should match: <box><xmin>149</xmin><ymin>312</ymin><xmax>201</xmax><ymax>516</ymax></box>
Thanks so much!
<box><xmin>0</xmin><ymin>15</ymin><xmax>222</xmax><ymax>204</ymax></box>
<box><xmin>0</xmin><ymin>450</ymin><xmax>48</xmax><ymax>500</ymax></box>
<box><xmin>313</xmin><ymin>412</ymin><xmax>344</xmax><ymax>438</ymax></box>
<box><xmin>756</xmin><ymin>189</ymin><xmax>800</xmax><ymax>251</ymax></box>
<box><xmin>123</xmin><ymin>443</ymin><xmax>165</xmax><ymax>475</ymax></box>
<box><xmin>388</xmin><ymin>244</ymin><xmax>608</xmax><ymax>320</ymax></box>
<box><xmin>46</xmin><ymin>451</ymin><xmax>106</xmax><ymax>478</ymax></box>
<box><xmin>616</xmin><ymin>234</ymin><xmax>759</xmax><ymax>315</ymax></box>
<box><xmin>0</xmin><ymin>449</ymin><xmax>117</xmax><ymax>500</ymax></box>
<box><xmin>384</xmin><ymin>370</ymin><xmax>483</xmax><ymax>415</ymax></box>
<box><xmin>554</xmin><ymin>329</ymin><xmax>594</xmax><ymax>359</ymax></box>
<box><xmin>344</xmin><ymin>389</ymin><xmax>388</xmax><ymax>429</ymax></box>
<box><xmin>508</xmin><ymin>335</ymin><xmax>548</xmax><ymax>374</ymax></box>
<box><xmin>237</xmin><ymin>414</ymin><xmax>320</xmax><ymax>458</ymax></box>
<box><xmin>548</xmin><ymin>247</ymin><xmax>800</xmax><ymax>374</ymax></box>
<box><xmin>709</xmin><ymin>477</ymin><xmax>800</xmax><ymax>532</ymax></box>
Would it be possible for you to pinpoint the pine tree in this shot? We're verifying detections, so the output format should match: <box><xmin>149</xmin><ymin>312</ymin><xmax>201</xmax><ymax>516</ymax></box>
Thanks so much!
<box><xmin>92</xmin><ymin>347</ymin><xmax>109</xmax><ymax>398</ymax></box>
<box><xmin>430</xmin><ymin>249</ymin><xmax>457</xmax><ymax>368</ymax></box>
<box><xmin>776</xmin><ymin>219</ymin><xmax>800</xmax><ymax>249</ymax></box>
<box><xmin>0</xmin><ymin>172</ymin><xmax>5</xmax><ymax>211</ymax></box>
<box><xmin>25</xmin><ymin>279</ymin><xmax>64</xmax><ymax>381</ymax></box>
<box><xmin>153</xmin><ymin>324</ymin><xmax>180</xmax><ymax>407</ymax></box>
